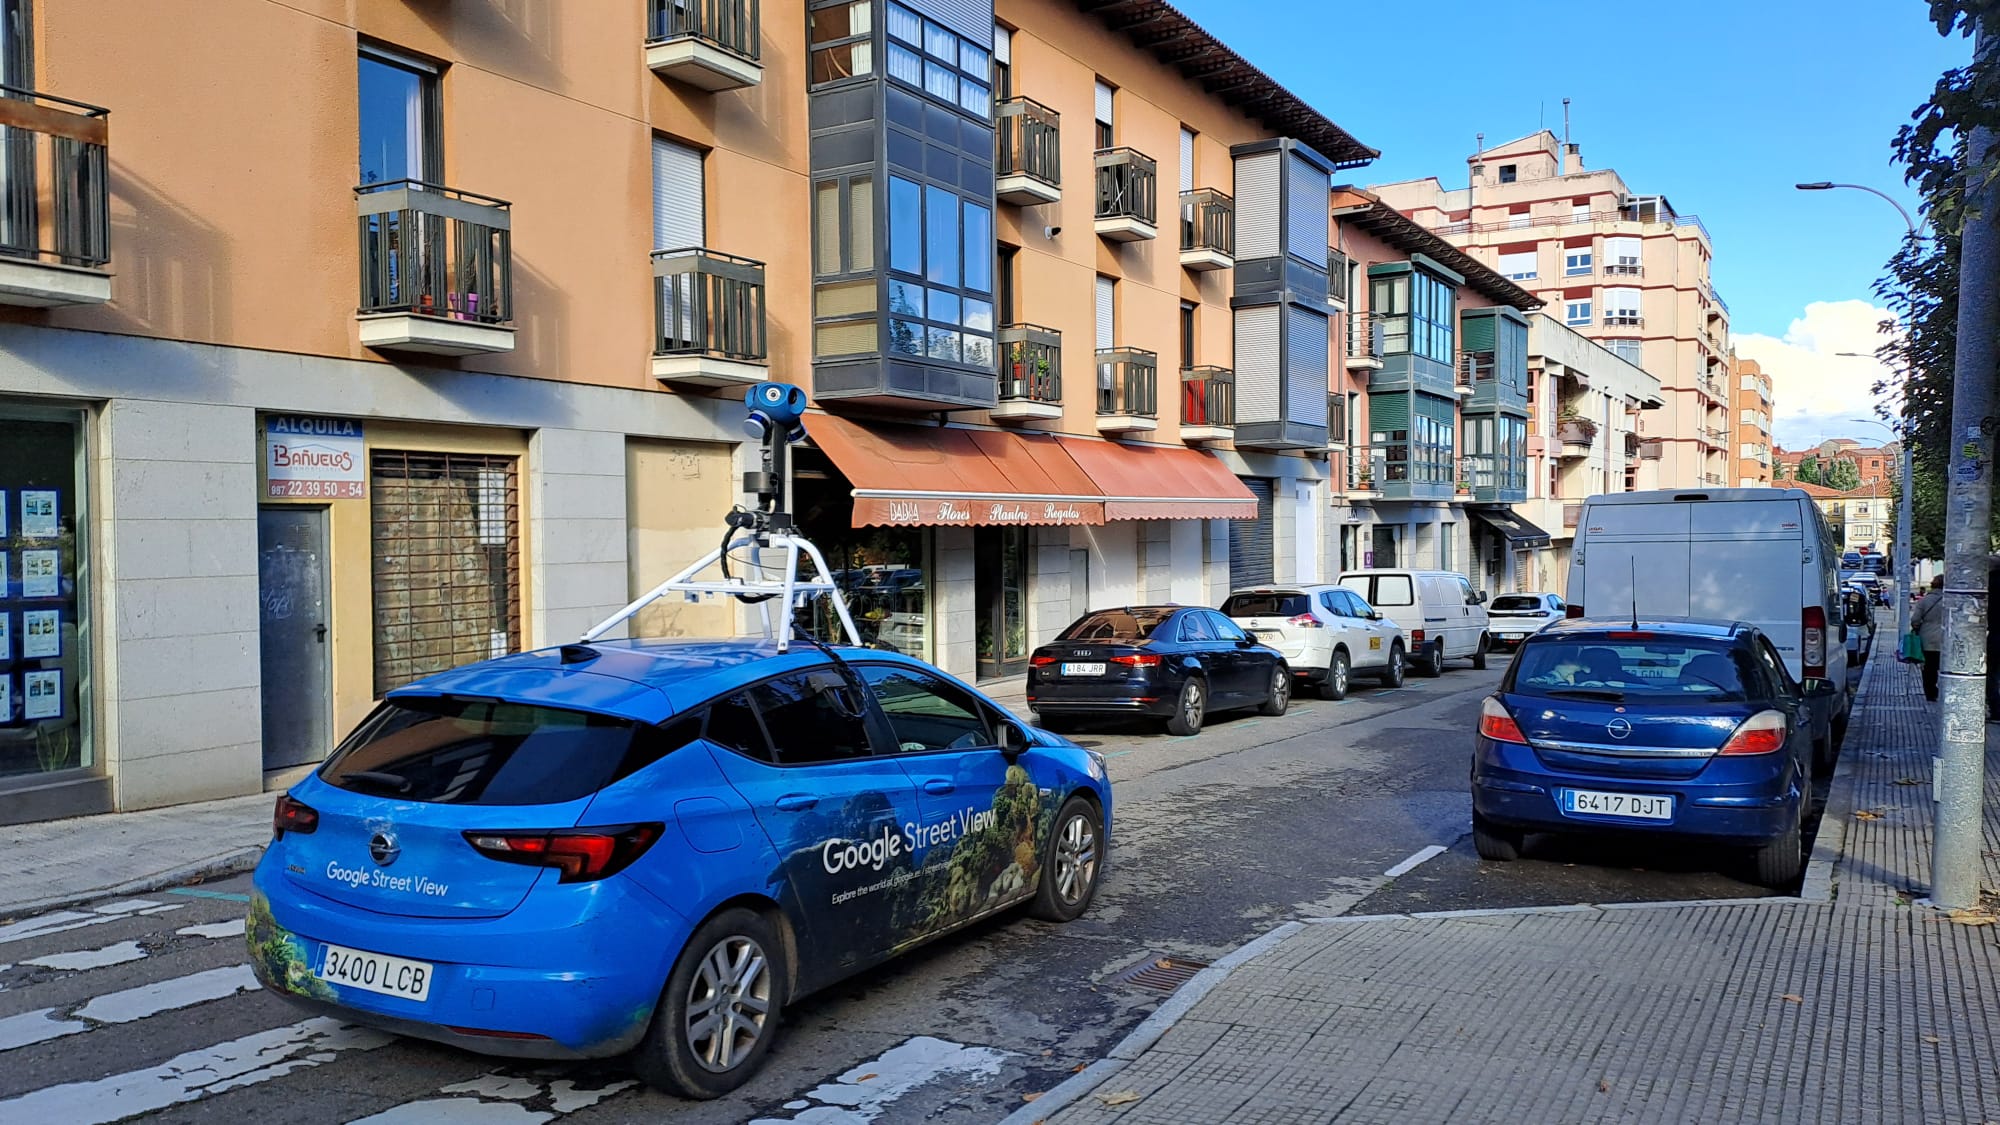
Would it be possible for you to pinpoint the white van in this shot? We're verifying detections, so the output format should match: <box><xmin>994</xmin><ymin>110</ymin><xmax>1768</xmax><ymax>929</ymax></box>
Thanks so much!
<box><xmin>1336</xmin><ymin>569</ymin><xmax>1491</xmax><ymax>676</ymax></box>
<box><xmin>1566</xmin><ymin>488</ymin><xmax>1851</xmax><ymax>765</ymax></box>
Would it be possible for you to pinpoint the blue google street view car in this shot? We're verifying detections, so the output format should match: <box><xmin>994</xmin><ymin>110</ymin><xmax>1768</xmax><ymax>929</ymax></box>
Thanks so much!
<box><xmin>249</xmin><ymin>638</ymin><xmax>1111</xmax><ymax>1098</ymax></box>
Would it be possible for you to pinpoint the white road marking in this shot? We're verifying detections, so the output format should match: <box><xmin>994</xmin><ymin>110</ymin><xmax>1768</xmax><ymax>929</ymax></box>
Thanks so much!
<box><xmin>89</xmin><ymin>899</ymin><xmax>162</xmax><ymax>915</ymax></box>
<box><xmin>0</xmin><ymin>965</ymin><xmax>261</xmax><ymax>1054</ymax></box>
<box><xmin>1383</xmin><ymin>845</ymin><xmax>1449</xmax><ymax>879</ymax></box>
<box><xmin>0</xmin><ymin>1017</ymin><xmax>393</xmax><ymax>1122</ymax></box>
<box><xmin>348</xmin><ymin>1072</ymin><xmax>636</xmax><ymax>1123</ymax></box>
<box><xmin>176</xmin><ymin>919</ymin><xmax>248</xmax><ymax>940</ymax></box>
<box><xmin>0</xmin><ymin>901</ymin><xmax>180</xmax><ymax>948</ymax></box>
<box><xmin>751</xmin><ymin>1036</ymin><xmax>1013</xmax><ymax>1124</ymax></box>
<box><xmin>24</xmin><ymin>940</ymin><xmax>147</xmax><ymax>971</ymax></box>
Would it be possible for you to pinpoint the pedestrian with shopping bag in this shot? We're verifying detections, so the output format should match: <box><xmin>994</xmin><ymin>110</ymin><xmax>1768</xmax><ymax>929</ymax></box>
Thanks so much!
<box><xmin>1911</xmin><ymin>575</ymin><xmax>1946</xmax><ymax>702</ymax></box>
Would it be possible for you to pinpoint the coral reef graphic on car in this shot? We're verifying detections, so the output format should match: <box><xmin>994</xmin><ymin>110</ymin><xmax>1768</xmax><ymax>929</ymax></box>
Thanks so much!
<box><xmin>246</xmin><ymin>893</ymin><xmax>336</xmax><ymax>1002</ymax></box>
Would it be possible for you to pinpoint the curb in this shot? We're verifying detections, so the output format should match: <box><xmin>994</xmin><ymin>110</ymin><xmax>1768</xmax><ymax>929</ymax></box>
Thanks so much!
<box><xmin>1802</xmin><ymin>636</ymin><xmax>1888</xmax><ymax>902</ymax></box>
<box><xmin>997</xmin><ymin>921</ymin><xmax>1304</xmax><ymax>1125</ymax></box>
<box><xmin>0</xmin><ymin>845</ymin><xmax>265</xmax><ymax>920</ymax></box>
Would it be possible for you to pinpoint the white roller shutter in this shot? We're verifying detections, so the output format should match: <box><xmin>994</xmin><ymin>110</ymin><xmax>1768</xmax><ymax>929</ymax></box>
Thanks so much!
<box><xmin>992</xmin><ymin>25</ymin><xmax>1010</xmax><ymax>63</ymax></box>
<box><xmin>1284</xmin><ymin>150</ymin><xmax>1329</xmax><ymax>263</ymax></box>
<box><xmin>1094</xmin><ymin>80</ymin><xmax>1114</xmax><ymax>127</ymax></box>
<box><xmin>1607</xmin><ymin>236</ymin><xmax>1641</xmax><ymax>264</ymax></box>
<box><xmin>1232</xmin><ymin>150</ymin><xmax>1280</xmax><ymax>259</ymax></box>
<box><xmin>1179</xmin><ymin>127</ymin><xmax>1195</xmax><ymax>193</ymax></box>
<box><xmin>1095</xmin><ymin>275</ymin><xmax>1116</xmax><ymax>349</ymax></box>
<box><xmin>1497</xmin><ymin>250</ymin><xmax>1537</xmax><ymax>279</ymax></box>
<box><xmin>1233</xmin><ymin>304</ymin><xmax>1281</xmax><ymax>425</ymax></box>
<box><xmin>652</xmin><ymin>136</ymin><xmax>705</xmax><ymax>251</ymax></box>
<box><xmin>1285</xmin><ymin>305</ymin><xmax>1328</xmax><ymax>425</ymax></box>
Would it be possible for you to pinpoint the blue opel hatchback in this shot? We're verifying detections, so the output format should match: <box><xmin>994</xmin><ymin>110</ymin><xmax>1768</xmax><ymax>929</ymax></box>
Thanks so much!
<box><xmin>1471</xmin><ymin>617</ymin><xmax>1827</xmax><ymax>887</ymax></box>
<box><xmin>249</xmin><ymin>638</ymin><xmax>1111</xmax><ymax>1098</ymax></box>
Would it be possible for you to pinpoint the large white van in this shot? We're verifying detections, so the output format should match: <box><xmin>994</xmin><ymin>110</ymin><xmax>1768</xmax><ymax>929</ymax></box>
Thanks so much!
<box><xmin>1566</xmin><ymin>487</ymin><xmax>1851</xmax><ymax>764</ymax></box>
<box><xmin>1336</xmin><ymin>569</ymin><xmax>1491</xmax><ymax>676</ymax></box>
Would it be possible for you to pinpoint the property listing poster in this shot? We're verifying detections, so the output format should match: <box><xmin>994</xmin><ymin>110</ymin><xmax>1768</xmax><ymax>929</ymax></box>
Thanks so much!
<box><xmin>0</xmin><ymin>611</ymin><xmax>9</xmax><ymax>662</ymax></box>
<box><xmin>0</xmin><ymin>422</ymin><xmax>85</xmax><ymax>771</ymax></box>
<box><xmin>0</xmin><ymin>674</ymin><xmax>9</xmax><ymax>722</ymax></box>
<box><xmin>22</xmin><ymin>611</ymin><xmax>57</xmax><ymax>659</ymax></box>
<box><xmin>23</xmin><ymin>670</ymin><xmax>59</xmax><ymax>720</ymax></box>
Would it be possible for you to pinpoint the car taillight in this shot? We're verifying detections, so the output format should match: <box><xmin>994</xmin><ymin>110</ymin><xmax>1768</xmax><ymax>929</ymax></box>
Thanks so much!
<box><xmin>1030</xmin><ymin>654</ymin><xmax>1057</xmax><ymax>667</ymax></box>
<box><xmin>1719</xmin><ymin>710</ymin><xmax>1789</xmax><ymax>755</ymax></box>
<box><xmin>463</xmin><ymin>824</ymin><xmax>663</xmax><ymax>883</ymax></box>
<box><xmin>1110</xmin><ymin>654</ymin><xmax>1162</xmax><ymax>667</ymax></box>
<box><xmin>1410</xmin><ymin>629</ymin><xmax>1426</xmax><ymax>644</ymax></box>
<box><xmin>272</xmin><ymin>794</ymin><xmax>318</xmax><ymax>839</ymax></box>
<box><xmin>1289</xmin><ymin>613</ymin><xmax>1323</xmax><ymax>628</ymax></box>
<box><xmin>1478</xmin><ymin>697</ymin><xmax>1527</xmax><ymax>744</ymax></box>
<box><xmin>1802</xmin><ymin>605</ymin><xmax>1826</xmax><ymax>678</ymax></box>
<box><xmin>1566</xmin><ymin>604</ymin><xmax>1584</xmax><ymax>618</ymax></box>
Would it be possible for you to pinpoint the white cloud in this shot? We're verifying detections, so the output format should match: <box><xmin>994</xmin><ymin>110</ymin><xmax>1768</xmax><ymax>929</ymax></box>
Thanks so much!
<box><xmin>1734</xmin><ymin>300</ymin><xmax>1904</xmax><ymax>450</ymax></box>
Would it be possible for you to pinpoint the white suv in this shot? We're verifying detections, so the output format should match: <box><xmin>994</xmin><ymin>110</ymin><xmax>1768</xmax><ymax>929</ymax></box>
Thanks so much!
<box><xmin>1221</xmin><ymin>585</ymin><xmax>1406</xmax><ymax>699</ymax></box>
<box><xmin>1487</xmin><ymin>592</ymin><xmax>1565</xmax><ymax>649</ymax></box>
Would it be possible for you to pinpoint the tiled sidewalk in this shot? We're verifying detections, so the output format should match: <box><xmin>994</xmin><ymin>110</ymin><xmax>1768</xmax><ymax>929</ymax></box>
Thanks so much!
<box><xmin>0</xmin><ymin>792</ymin><xmax>270</xmax><ymax>917</ymax></box>
<box><xmin>1033</xmin><ymin>644</ymin><xmax>2000</xmax><ymax>1125</ymax></box>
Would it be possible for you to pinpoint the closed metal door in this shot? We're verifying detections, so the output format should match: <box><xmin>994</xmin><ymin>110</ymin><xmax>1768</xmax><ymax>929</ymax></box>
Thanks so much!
<box><xmin>258</xmin><ymin>507</ymin><xmax>332</xmax><ymax>771</ymax></box>
<box><xmin>1229</xmin><ymin>478</ymin><xmax>1275</xmax><ymax>587</ymax></box>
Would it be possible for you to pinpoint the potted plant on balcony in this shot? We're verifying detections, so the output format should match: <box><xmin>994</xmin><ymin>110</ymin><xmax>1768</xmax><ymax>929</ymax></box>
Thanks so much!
<box><xmin>1456</xmin><ymin>479</ymin><xmax>1473</xmax><ymax>496</ymax></box>
<box><xmin>1355</xmin><ymin>468</ymin><xmax>1374</xmax><ymax>490</ymax></box>
<box><xmin>1557</xmin><ymin>408</ymin><xmax>1598</xmax><ymax>444</ymax></box>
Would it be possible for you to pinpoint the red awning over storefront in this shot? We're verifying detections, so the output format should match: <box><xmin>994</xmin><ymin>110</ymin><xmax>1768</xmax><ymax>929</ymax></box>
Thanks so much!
<box><xmin>810</xmin><ymin>415</ymin><xmax>1105</xmax><ymax>527</ymax></box>
<box><xmin>1053</xmin><ymin>436</ymin><xmax>1259</xmax><ymax>521</ymax></box>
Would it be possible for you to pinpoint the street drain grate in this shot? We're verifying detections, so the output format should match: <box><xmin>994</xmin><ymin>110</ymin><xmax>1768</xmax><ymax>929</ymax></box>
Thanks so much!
<box><xmin>1111</xmin><ymin>956</ymin><xmax>1211</xmax><ymax>993</ymax></box>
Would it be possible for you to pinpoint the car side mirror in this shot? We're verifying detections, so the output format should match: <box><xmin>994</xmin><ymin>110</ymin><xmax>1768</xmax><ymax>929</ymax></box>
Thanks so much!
<box><xmin>1369</xmin><ymin>610</ymin><xmax>1384</xmax><ymax>621</ymax></box>
<box><xmin>1802</xmin><ymin>678</ymin><xmax>1839</xmax><ymax>700</ymax></box>
<box><xmin>1475</xmin><ymin>591</ymin><xmax>1489</xmax><ymax>604</ymax></box>
<box><xmin>1236</xmin><ymin>637</ymin><xmax>1258</xmax><ymax>648</ymax></box>
<box><xmin>997</xmin><ymin>722</ymin><xmax>1027</xmax><ymax>761</ymax></box>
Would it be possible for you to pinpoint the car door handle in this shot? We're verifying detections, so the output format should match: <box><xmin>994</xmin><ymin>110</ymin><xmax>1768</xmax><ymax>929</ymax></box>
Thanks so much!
<box><xmin>775</xmin><ymin>794</ymin><xmax>819</xmax><ymax>811</ymax></box>
<box><xmin>921</xmin><ymin>779</ymin><xmax>956</xmax><ymax>795</ymax></box>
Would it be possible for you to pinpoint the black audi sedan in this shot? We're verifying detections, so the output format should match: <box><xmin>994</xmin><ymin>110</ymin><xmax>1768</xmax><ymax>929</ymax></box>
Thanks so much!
<box><xmin>1026</xmin><ymin>606</ymin><xmax>1290</xmax><ymax>736</ymax></box>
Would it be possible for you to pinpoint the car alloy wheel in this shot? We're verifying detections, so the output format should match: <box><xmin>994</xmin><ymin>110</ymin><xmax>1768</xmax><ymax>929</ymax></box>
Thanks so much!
<box><xmin>1031</xmin><ymin>796</ymin><xmax>1106</xmax><ymax>922</ymax></box>
<box><xmin>1260</xmin><ymin>667</ymin><xmax>1291</xmax><ymax>715</ymax></box>
<box><xmin>1322</xmin><ymin>652</ymin><xmax>1350</xmax><ymax>700</ymax></box>
<box><xmin>1054</xmin><ymin>809</ymin><xmax>1099</xmax><ymax>906</ymax></box>
<box><xmin>1166</xmin><ymin>677</ymin><xmax>1206</xmax><ymax>736</ymax></box>
<box><xmin>685</xmin><ymin>935</ymin><xmax>772</xmax><ymax>1073</ymax></box>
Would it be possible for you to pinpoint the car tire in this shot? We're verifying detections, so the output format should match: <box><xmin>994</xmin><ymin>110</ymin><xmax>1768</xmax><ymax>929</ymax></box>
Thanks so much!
<box><xmin>1258</xmin><ymin>665</ymin><xmax>1292</xmax><ymax>716</ymax></box>
<box><xmin>1472</xmin><ymin>634</ymin><xmax>1490</xmax><ymax>671</ymax></box>
<box><xmin>1029</xmin><ymin>796</ymin><xmax>1105</xmax><ymax>922</ymax></box>
<box><xmin>1751</xmin><ymin>795</ymin><xmax>1806</xmax><ymax>888</ymax></box>
<box><xmin>1472</xmin><ymin>814</ymin><xmax>1522</xmax><ymax>862</ymax></box>
<box><xmin>1165</xmin><ymin>677</ymin><xmax>1207</xmax><ymax>736</ymax></box>
<box><xmin>1379</xmin><ymin>643</ymin><xmax>1405</xmax><ymax>688</ymax></box>
<box><xmin>633</xmin><ymin>907</ymin><xmax>787</xmax><ymax>1100</ymax></box>
<box><xmin>1320</xmin><ymin>651</ymin><xmax>1351</xmax><ymax>700</ymax></box>
<box><xmin>1419</xmin><ymin>642</ymin><xmax>1445</xmax><ymax>678</ymax></box>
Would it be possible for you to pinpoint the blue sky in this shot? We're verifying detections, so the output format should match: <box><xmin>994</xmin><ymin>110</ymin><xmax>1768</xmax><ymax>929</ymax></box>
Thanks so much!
<box><xmin>1174</xmin><ymin>0</ymin><xmax>1968</xmax><ymax>447</ymax></box>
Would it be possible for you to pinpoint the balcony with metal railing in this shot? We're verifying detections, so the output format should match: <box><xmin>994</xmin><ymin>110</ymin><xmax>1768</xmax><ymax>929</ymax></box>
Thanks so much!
<box><xmin>992</xmin><ymin>324</ymin><xmax>1063</xmax><ymax>421</ymax></box>
<box><xmin>1346</xmin><ymin>443</ymin><xmax>1381</xmax><ymax>499</ymax></box>
<box><xmin>0</xmin><ymin>86</ymin><xmax>111</xmax><ymax>307</ymax></box>
<box><xmin>1603</xmin><ymin>310</ymin><xmax>1643</xmax><ymax>328</ymax></box>
<box><xmin>1095</xmin><ymin>347</ymin><xmax>1158</xmax><ymax>434</ymax></box>
<box><xmin>646</xmin><ymin>0</ymin><xmax>762</xmax><ymax>91</ymax></box>
<box><xmin>1093</xmin><ymin>148</ymin><xmax>1157</xmax><ymax>242</ymax></box>
<box><xmin>1624</xmin><ymin>431</ymin><xmax>1642</xmax><ymax>460</ymax></box>
<box><xmin>1557</xmin><ymin>417</ymin><xmax>1596</xmax><ymax>459</ymax></box>
<box><xmin>356</xmin><ymin>181</ymin><xmax>515</xmax><ymax>355</ymax></box>
<box><xmin>1179</xmin><ymin>188</ymin><xmax>1233</xmax><ymax>272</ymax></box>
<box><xmin>1603</xmin><ymin>261</ymin><xmax>1643</xmax><ymax>277</ymax></box>
<box><xmin>1180</xmin><ymin>365</ymin><xmax>1233</xmax><ymax>443</ymax></box>
<box><xmin>995</xmin><ymin>97</ymin><xmax>1061</xmax><ymax>206</ymax></box>
<box><xmin>651</xmin><ymin>247</ymin><xmax>767</xmax><ymax>385</ymax></box>
<box><xmin>1345</xmin><ymin>311</ymin><xmax>1384</xmax><ymax>370</ymax></box>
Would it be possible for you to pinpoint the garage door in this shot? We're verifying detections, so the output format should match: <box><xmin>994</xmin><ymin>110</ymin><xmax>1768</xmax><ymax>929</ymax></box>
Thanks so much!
<box><xmin>1228</xmin><ymin>477</ymin><xmax>1275</xmax><ymax>588</ymax></box>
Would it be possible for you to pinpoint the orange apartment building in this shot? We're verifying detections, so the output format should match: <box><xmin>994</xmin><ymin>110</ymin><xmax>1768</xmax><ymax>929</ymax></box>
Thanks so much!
<box><xmin>0</xmin><ymin>0</ymin><xmax>1380</xmax><ymax>821</ymax></box>
<box><xmin>1734</xmin><ymin>355</ymin><xmax>1773</xmax><ymax>486</ymax></box>
<box><xmin>1373</xmin><ymin>132</ymin><xmax>1737</xmax><ymax>491</ymax></box>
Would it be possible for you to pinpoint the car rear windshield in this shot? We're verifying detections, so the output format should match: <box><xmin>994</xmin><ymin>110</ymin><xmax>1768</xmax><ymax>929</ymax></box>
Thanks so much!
<box><xmin>1490</xmin><ymin>596</ymin><xmax>1544</xmax><ymax>613</ymax></box>
<box><xmin>1221</xmin><ymin>593</ymin><xmax>1310</xmax><ymax>618</ymax></box>
<box><xmin>1508</xmin><ymin>636</ymin><xmax>1751</xmax><ymax>703</ymax></box>
<box><xmin>1059</xmin><ymin>609</ymin><xmax>1177</xmax><ymax>642</ymax></box>
<box><xmin>320</xmin><ymin>696</ymin><xmax>671</xmax><ymax>805</ymax></box>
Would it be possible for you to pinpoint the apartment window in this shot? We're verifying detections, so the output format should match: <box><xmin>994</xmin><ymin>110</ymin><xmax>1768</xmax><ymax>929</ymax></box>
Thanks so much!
<box><xmin>1179</xmin><ymin>126</ymin><xmax>1196</xmax><ymax>194</ymax></box>
<box><xmin>1607</xmin><ymin>236</ymin><xmax>1641</xmax><ymax>269</ymax></box>
<box><xmin>811</xmin><ymin>171</ymin><xmax>873</xmax><ymax>277</ymax></box>
<box><xmin>1497</xmin><ymin>251</ymin><xmax>1536</xmax><ymax>281</ymax></box>
<box><xmin>1571</xmin><ymin>201</ymin><xmax>1590</xmax><ymax>222</ymax></box>
<box><xmin>997</xmin><ymin>243</ymin><xmax>1017</xmax><ymax>323</ymax></box>
<box><xmin>1095</xmin><ymin>275</ymin><xmax>1115</xmax><ymax>349</ymax></box>
<box><xmin>1498</xmin><ymin>164</ymin><xmax>1517</xmax><ymax>183</ymax></box>
<box><xmin>1605</xmin><ymin>338</ymin><xmax>1642</xmax><ymax>364</ymax></box>
<box><xmin>809</xmin><ymin>0</ymin><xmax>874</xmax><ymax>85</ymax></box>
<box><xmin>884</xmin><ymin>174</ymin><xmax>993</xmax><ymax>367</ymax></box>
<box><xmin>1565</xmin><ymin>300</ymin><xmax>1591</xmax><ymax>327</ymax></box>
<box><xmin>358</xmin><ymin>47</ymin><xmax>442</xmax><ymax>186</ymax></box>
<box><xmin>1507</xmin><ymin>204</ymin><xmax>1530</xmax><ymax>229</ymax></box>
<box><xmin>1180</xmin><ymin>300</ymin><xmax>1196</xmax><ymax>369</ymax></box>
<box><xmin>1369</xmin><ymin>270</ymin><xmax>1454</xmax><ymax>364</ymax></box>
<box><xmin>991</xmin><ymin>24</ymin><xmax>1011</xmax><ymax>98</ymax></box>
<box><xmin>1</xmin><ymin>0</ymin><xmax>29</xmax><ymax>90</ymax></box>
<box><xmin>1564</xmin><ymin>249</ymin><xmax>1592</xmax><ymax>276</ymax></box>
<box><xmin>1605</xmin><ymin>287</ymin><xmax>1641</xmax><ymax>324</ymax></box>
<box><xmin>877</xmin><ymin>3</ymin><xmax>988</xmax><ymax>116</ymax></box>
<box><xmin>1094</xmin><ymin>79</ymin><xmax>1114</xmax><ymax>149</ymax></box>
<box><xmin>653</xmin><ymin>137</ymin><xmax>705</xmax><ymax>251</ymax></box>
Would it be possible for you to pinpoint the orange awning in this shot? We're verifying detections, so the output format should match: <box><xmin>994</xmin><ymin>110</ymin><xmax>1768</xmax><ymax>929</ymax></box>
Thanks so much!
<box><xmin>1053</xmin><ymin>436</ymin><xmax>1259</xmax><ymax>521</ymax></box>
<box><xmin>809</xmin><ymin>415</ymin><xmax>1106</xmax><ymax>527</ymax></box>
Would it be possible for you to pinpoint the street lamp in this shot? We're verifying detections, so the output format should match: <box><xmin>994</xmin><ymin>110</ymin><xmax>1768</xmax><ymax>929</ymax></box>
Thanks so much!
<box><xmin>1797</xmin><ymin>179</ymin><xmax>1923</xmax><ymax>642</ymax></box>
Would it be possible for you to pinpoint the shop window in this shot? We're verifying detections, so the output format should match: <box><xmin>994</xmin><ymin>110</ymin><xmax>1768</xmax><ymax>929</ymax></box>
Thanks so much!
<box><xmin>370</xmin><ymin>450</ymin><xmax>522</xmax><ymax>696</ymax></box>
<box><xmin>0</xmin><ymin>407</ymin><xmax>92</xmax><ymax>780</ymax></box>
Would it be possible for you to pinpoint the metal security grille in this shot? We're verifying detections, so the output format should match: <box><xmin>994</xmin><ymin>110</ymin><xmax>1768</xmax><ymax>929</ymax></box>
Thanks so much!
<box><xmin>371</xmin><ymin>450</ymin><xmax>522</xmax><ymax>696</ymax></box>
<box><xmin>1229</xmin><ymin>477</ymin><xmax>1275</xmax><ymax>588</ymax></box>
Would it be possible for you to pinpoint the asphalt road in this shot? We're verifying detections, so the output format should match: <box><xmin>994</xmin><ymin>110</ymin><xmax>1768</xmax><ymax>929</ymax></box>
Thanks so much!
<box><xmin>0</xmin><ymin>658</ymin><xmax>1816</xmax><ymax>1124</ymax></box>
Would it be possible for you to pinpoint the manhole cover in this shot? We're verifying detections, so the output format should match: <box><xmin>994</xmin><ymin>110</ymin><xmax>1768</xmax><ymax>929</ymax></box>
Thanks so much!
<box><xmin>1110</xmin><ymin>955</ymin><xmax>1210</xmax><ymax>993</ymax></box>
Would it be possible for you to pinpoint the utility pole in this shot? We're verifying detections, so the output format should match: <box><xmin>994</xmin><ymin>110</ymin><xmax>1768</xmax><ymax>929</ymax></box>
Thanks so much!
<box><xmin>1933</xmin><ymin>27</ymin><xmax>2000</xmax><ymax>910</ymax></box>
